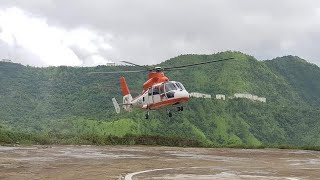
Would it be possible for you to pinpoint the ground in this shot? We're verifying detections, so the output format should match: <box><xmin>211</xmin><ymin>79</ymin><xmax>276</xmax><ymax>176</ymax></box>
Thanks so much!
<box><xmin>0</xmin><ymin>145</ymin><xmax>319</xmax><ymax>179</ymax></box>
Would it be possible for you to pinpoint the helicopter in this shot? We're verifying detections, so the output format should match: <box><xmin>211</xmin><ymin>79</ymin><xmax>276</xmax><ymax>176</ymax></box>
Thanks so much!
<box><xmin>90</xmin><ymin>57</ymin><xmax>234</xmax><ymax>119</ymax></box>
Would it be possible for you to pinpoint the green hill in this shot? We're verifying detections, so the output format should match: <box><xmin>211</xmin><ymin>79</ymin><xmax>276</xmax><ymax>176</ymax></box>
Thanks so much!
<box><xmin>265</xmin><ymin>55</ymin><xmax>320</xmax><ymax>106</ymax></box>
<box><xmin>0</xmin><ymin>51</ymin><xmax>320</xmax><ymax>147</ymax></box>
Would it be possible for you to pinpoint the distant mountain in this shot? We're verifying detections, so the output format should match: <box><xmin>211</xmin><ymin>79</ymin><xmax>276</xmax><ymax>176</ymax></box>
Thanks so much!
<box><xmin>265</xmin><ymin>55</ymin><xmax>320</xmax><ymax>106</ymax></box>
<box><xmin>0</xmin><ymin>51</ymin><xmax>320</xmax><ymax>146</ymax></box>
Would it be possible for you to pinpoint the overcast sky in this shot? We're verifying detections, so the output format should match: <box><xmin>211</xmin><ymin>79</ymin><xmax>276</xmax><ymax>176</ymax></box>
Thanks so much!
<box><xmin>0</xmin><ymin>0</ymin><xmax>319</xmax><ymax>66</ymax></box>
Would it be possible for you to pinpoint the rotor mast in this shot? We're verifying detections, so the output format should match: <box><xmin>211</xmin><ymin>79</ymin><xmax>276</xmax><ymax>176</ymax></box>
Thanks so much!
<box><xmin>143</xmin><ymin>70</ymin><xmax>169</xmax><ymax>91</ymax></box>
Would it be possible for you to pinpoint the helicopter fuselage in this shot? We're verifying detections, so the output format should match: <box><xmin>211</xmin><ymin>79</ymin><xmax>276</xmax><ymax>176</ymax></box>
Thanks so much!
<box><xmin>130</xmin><ymin>81</ymin><xmax>190</xmax><ymax>110</ymax></box>
<box><xmin>107</xmin><ymin>57</ymin><xmax>234</xmax><ymax>118</ymax></box>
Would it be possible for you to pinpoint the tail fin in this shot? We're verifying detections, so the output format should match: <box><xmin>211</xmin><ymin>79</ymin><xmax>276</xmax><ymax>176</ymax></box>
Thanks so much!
<box><xmin>120</xmin><ymin>77</ymin><xmax>130</xmax><ymax>96</ymax></box>
<box><xmin>120</xmin><ymin>77</ymin><xmax>133</xmax><ymax>111</ymax></box>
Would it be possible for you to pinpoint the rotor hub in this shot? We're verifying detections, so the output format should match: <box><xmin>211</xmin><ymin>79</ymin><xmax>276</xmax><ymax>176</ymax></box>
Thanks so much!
<box><xmin>154</xmin><ymin>67</ymin><xmax>163</xmax><ymax>72</ymax></box>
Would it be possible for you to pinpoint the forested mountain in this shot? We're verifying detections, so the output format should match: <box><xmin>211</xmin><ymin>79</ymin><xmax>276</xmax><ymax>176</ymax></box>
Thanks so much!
<box><xmin>1</xmin><ymin>51</ymin><xmax>320</xmax><ymax>147</ymax></box>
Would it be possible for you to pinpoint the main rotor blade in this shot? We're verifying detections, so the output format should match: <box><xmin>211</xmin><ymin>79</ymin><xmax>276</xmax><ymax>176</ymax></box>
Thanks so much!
<box><xmin>88</xmin><ymin>70</ymin><xmax>147</xmax><ymax>74</ymax></box>
<box><xmin>165</xmin><ymin>68</ymin><xmax>188</xmax><ymax>71</ymax></box>
<box><xmin>163</xmin><ymin>57</ymin><xmax>235</xmax><ymax>70</ymax></box>
<box><xmin>121</xmin><ymin>61</ymin><xmax>150</xmax><ymax>70</ymax></box>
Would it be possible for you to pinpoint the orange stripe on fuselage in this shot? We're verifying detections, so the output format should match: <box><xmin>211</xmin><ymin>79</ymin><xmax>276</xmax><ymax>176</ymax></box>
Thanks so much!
<box><xmin>148</xmin><ymin>97</ymin><xmax>189</xmax><ymax>109</ymax></box>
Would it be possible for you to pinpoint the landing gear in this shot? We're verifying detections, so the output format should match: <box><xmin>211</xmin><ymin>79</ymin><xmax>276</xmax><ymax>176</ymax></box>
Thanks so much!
<box><xmin>166</xmin><ymin>106</ymin><xmax>184</xmax><ymax>118</ymax></box>
<box><xmin>177</xmin><ymin>106</ymin><xmax>184</xmax><ymax>111</ymax></box>
<box><xmin>145</xmin><ymin>111</ymin><xmax>150</xmax><ymax>119</ymax></box>
<box><xmin>166</xmin><ymin>109</ymin><xmax>173</xmax><ymax>117</ymax></box>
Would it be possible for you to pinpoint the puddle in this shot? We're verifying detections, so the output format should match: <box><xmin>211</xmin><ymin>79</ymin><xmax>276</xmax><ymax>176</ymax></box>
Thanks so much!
<box><xmin>17</xmin><ymin>157</ymin><xmax>56</xmax><ymax>162</ymax></box>
<box><xmin>1</xmin><ymin>156</ymin><xmax>56</xmax><ymax>162</ymax></box>
<box><xmin>167</xmin><ymin>151</ymin><xmax>247</xmax><ymax>162</ymax></box>
<box><xmin>0</xmin><ymin>146</ymin><xmax>36</xmax><ymax>151</ymax></box>
<box><xmin>54</xmin><ymin>147</ymin><xmax>144</xmax><ymax>159</ymax></box>
<box><xmin>288</xmin><ymin>159</ymin><xmax>320</xmax><ymax>166</ymax></box>
<box><xmin>152</xmin><ymin>172</ymin><xmax>303</xmax><ymax>180</ymax></box>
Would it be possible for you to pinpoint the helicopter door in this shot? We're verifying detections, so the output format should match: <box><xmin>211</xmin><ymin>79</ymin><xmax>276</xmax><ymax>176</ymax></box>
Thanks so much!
<box><xmin>152</xmin><ymin>86</ymin><xmax>161</xmax><ymax>104</ymax></box>
<box><xmin>159</xmin><ymin>84</ymin><xmax>167</xmax><ymax>101</ymax></box>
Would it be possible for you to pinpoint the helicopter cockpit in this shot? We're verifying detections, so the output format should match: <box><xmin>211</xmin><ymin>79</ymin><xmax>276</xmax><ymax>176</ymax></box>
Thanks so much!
<box><xmin>162</xmin><ymin>81</ymin><xmax>188</xmax><ymax>99</ymax></box>
<box><xmin>148</xmin><ymin>81</ymin><xmax>189</xmax><ymax>101</ymax></box>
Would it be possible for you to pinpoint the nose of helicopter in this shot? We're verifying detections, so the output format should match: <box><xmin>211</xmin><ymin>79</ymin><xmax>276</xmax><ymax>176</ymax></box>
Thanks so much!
<box><xmin>175</xmin><ymin>90</ymin><xmax>190</xmax><ymax>99</ymax></box>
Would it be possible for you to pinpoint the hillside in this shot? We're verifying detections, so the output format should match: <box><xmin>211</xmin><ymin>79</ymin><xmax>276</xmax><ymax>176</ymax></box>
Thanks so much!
<box><xmin>0</xmin><ymin>51</ymin><xmax>320</xmax><ymax>147</ymax></box>
<box><xmin>265</xmin><ymin>55</ymin><xmax>320</xmax><ymax>106</ymax></box>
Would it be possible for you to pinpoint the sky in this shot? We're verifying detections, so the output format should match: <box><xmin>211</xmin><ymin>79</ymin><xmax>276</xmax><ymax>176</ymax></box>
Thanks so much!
<box><xmin>0</xmin><ymin>0</ymin><xmax>319</xmax><ymax>67</ymax></box>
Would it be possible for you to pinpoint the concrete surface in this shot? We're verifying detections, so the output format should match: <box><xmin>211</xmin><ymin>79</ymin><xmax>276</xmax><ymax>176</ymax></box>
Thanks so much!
<box><xmin>0</xmin><ymin>145</ymin><xmax>319</xmax><ymax>179</ymax></box>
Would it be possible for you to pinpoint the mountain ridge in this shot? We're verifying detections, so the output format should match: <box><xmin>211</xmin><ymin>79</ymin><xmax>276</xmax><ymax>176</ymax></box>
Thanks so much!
<box><xmin>0</xmin><ymin>51</ymin><xmax>320</xmax><ymax>146</ymax></box>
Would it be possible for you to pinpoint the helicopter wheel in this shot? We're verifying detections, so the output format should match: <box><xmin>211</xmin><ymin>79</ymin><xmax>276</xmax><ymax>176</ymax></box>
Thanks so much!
<box><xmin>177</xmin><ymin>106</ymin><xmax>184</xmax><ymax>111</ymax></box>
<box><xmin>145</xmin><ymin>111</ymin><xmax>150</xmax><ymax>119</ymax></box>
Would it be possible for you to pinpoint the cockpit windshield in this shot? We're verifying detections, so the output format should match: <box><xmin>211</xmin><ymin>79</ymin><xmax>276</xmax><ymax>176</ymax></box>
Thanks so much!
<box><xmin>165</xmin><ymin>83</ymin><xmax>177</xmax><ymax>92</ymax></box>
<box><xmin>175</xmin><ymin>82</ymin><xmax>185</xmax><ymax>90</ymax></box>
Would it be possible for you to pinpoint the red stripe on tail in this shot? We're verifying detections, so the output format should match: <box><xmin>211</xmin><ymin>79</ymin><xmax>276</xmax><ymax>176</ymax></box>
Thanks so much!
<box><xmin>120</xmin><ymin>77</ymin><xmax>130</xmax><ymax>96</ymax></box>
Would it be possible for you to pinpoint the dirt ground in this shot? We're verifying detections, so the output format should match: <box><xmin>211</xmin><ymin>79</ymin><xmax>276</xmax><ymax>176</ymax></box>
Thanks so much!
<box><xmin>0</xmin><ymin>145</ymin><xmax>319</xmax><ymax>180</ymax></box>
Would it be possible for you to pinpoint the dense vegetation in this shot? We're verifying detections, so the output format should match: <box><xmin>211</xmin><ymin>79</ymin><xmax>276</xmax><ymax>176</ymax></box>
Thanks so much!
<box><xmin>1</xmin><ymin>51</ymin><xmax>320</xmax><ymax>148</ymax></box>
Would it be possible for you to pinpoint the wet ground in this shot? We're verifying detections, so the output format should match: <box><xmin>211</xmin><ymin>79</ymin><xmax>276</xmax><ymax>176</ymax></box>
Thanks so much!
<box><xmin>0</xmin><ymin>145</ymin><xmax>320</xmax><ymax>180</ymax></box>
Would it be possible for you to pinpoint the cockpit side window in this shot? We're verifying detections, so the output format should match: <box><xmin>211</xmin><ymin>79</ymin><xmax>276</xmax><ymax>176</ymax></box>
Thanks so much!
<box><xmin>165</xmin><ymin>83</ymin><xmax>177</xmax><ymax>92</ymax></box>
<box><xmin>148</xmin><ymin>88</ymin><xmax>152</xmax><ymax>96</ymax></box>
<box><xmin>153</xmin><ymin>86</ymin><xmax>159</xmax><ymax>95</ymax></box>
<box><xmin>159</xmin><ymin>84</ymin><xmax>164</xmax><ymax>94</ymax></box>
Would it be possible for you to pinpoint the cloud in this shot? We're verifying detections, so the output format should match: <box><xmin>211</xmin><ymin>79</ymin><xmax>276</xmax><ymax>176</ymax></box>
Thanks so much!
<box><xmin>0</xmin><ymin>7</ymin><xmax>113</xmax><ymax>66</ymax></box>
<box><xmin>0</xmin><ymin>0</ymin><xmax>320</xmax><ymax>66</ymax></box>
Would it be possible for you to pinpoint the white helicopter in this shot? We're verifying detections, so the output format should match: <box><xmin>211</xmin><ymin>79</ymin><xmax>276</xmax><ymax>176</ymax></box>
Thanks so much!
<box><xmin>90</xmin><ymin>57</ymin><xmax>234</xmax><ymax>119</ymax></box>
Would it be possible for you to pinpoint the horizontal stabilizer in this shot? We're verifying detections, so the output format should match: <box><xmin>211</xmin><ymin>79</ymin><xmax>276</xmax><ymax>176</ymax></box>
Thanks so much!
<box><xmin>112</xmin><ymin>98</ymin><xmax>121</xmax><ymax>113</ymax></box>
